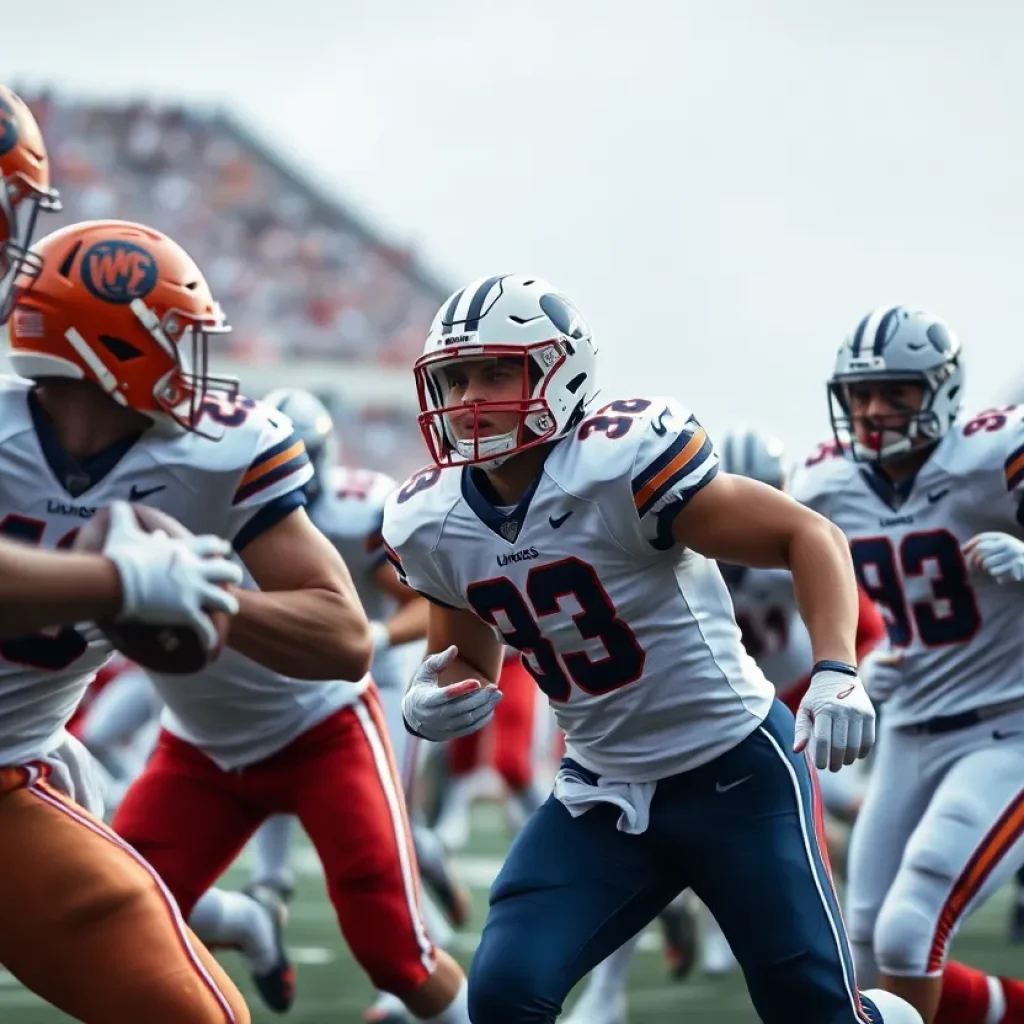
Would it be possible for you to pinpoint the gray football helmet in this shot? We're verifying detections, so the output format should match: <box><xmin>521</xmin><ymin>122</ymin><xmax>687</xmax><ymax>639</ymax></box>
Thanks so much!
<box><xmin>719</xmin><ymin>426</ymin><xmax>786</xmax><ymax>489</ymax></box>
<box><xmin>262</xmin><ymin>387</ymin><xmax>336</xmax><ymax>502</ymax></box>
<box><xmin>829</xmin><ymin>305</ymin><xmax>963</xmax><ymax>463</ymax></box>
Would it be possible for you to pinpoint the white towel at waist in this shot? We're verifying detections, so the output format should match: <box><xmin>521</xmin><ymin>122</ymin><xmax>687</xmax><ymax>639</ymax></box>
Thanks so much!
<box><xmin>553</xmin><ymin>763</ymin><xmax>657</xmax><ymax>835</ymax></box>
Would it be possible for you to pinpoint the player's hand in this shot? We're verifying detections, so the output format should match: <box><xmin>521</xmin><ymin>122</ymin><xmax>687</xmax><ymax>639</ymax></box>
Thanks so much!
<box><xmin>403</xmin><ymin>644</ymin><xmax>502</xmax><ymax>742</ymax></box>
<box><xmin>793</xmin><ymin>660</ymin><xmax>876</xmax><ymax>773</ymax></box>
<box><xmin>858</xmin><ymin>646</ymin><xmax>903</xmax><ymax>703</ymax></box>
<box><xmin>103</xmin><ymin>501</ymin><xmax>243</xmax><ymax>649</ymax></box>
<box><xmin>963</xmin><ymin>532</ymin><xmax>1024</xmax><ymax>584</ymax></box>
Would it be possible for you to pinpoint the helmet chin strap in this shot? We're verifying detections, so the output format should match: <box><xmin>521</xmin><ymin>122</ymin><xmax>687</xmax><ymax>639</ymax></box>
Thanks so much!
<box><xmin>454</xmin><ymin>428</ymin><xmax>518</xmax><ymax>469</ymax></box>
<box><xmin>853</xmin><ymin>417</ymin><xmax>924</xmax><ymax>463</ymax></box>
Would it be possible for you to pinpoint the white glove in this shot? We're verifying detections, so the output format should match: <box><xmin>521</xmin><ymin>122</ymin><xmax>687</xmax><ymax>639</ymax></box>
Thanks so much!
<box><xmin>858</xmin><ymin>647</ymin><xmax>903</xmax><ymax>703</ymax></box>
<box><xmin>102</xmin><ymin>501</ymin><xmax>243</xmax><ymax>650</ymax></box>
<box><xmin>963</xmin><ymin>532</ymin><xmax>1024</xmax><ymax>584</ymax></box>
<box><xmin>369</xmin><ymin>620</ymin><xmax>391</xmax><ymax>655</ymax></box>
<box><xmin>402</xmin><ymin>645</ymin><xmax>502</xmax><ymax>742</ymax></box>
<box><xmin>794</xmin><ymin>660</ymin><xmax>876</xmax><ymax>773</ymax></box>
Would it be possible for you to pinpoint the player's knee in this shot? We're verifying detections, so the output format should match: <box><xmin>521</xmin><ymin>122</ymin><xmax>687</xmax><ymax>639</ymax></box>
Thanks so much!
<box><xmin>875</xmin><ymin>817</ymin><xmax>969</xmax><ymax>975</ymax></box>
<box><xmin>59</xmin><ymin>868</ymin><xmax>156</xmax><ymax>935</ymax></box>
<box><xmin>364</xmin><ymin>955</ymin><xmax>431</xmax><ymax>1002</ymax></box>
<box><xmin>873</xmin><ymin>882</ymin><xmax>942</xmax><ymax>976</ymax></box>
<box><xmin>468</xmin><ymin>933</ymin><xmax>558</xmax><ymax>1024</ymax></box>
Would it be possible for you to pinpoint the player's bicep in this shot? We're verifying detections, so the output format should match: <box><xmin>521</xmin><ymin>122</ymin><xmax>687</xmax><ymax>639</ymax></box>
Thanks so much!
<box><xmin>672</xmin><ymin>472</ymin><xmax>831</xmax><ymax>567</ymax></box>
<box><xmin>241</xmin><ymin>506</ymin><xmax>354</xmax><ymax>594</ymax></box>
<box><xmin>427</xmin><ymin>603</ymin><xmax>503</xmax><ymax>684</ymax></box>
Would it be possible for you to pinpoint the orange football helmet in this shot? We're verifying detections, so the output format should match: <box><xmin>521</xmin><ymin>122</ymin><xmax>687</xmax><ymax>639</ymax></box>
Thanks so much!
<box><xmin>9</xmin><ymin>220</ymin><xmax>238</xmax><ymax>435</ymax></box>
<box><xmin>0</xmin><ymin>85</ymin><xmax>61</xmax><ymax>323</ymax></box>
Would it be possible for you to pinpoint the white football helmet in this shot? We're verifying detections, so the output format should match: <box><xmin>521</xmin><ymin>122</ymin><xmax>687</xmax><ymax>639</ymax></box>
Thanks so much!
<box><xmin>415</xmin><ymin>274</ymin><xmax>599</xmax><ymax>469</ymax></box>
<box><xmin>263</xmin><ymin>387</ymin><xmax>335</xmax><ymax>501</ymax></box>
<box><xmin>829</xmin><ymin>305</ymin><xmax>963</xmax><ymax>463</ymax></box>
<box><xmin>719</xmin><ymin>425</ymin><xmax>786</xmax><ymax>488</ymax></box>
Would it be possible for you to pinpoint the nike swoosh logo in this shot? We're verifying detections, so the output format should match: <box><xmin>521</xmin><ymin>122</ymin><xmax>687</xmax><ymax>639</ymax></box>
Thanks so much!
<box><xmin>836</xmin><ymin>685</ymin><xmax>856</xmax><ymax>700</ymax></box>
<box><xmin>993</xmin><ymin>730</ymin><xmax>1021</xmax><ymax>741</ymax></box>
<box><xmin>129</xmin><ymin>484</ymin><xmax>167</xmax><ymax>502</ymax></box>
<box><xmin>549</xmin><ymin>511</ymin><xmax>573</xmax><ymax>528</ymax></box>
<box><xmin>715</xmin><ymin>775</ymin><xmax>753</xmax><ymax>793</ymax></box>
<box><xmin>927</xmin><ymin>488</ymin><xmax>950</xmax><ymax>504</ymax></box>
<box><xmin>651</xmin><ymin>406</ymin><xmax>671</xmax><ymax>437</ymax></box>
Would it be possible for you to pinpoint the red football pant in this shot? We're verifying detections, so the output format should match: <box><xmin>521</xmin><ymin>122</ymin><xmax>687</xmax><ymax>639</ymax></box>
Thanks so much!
<box><xmin>113</xmin><ymin>687</ymin><xmax>435</xmax><ymax>998</ymax></box>
<box><xmin>448</xmin><ymin>656</ymin><xmax>536</xmax><ymax>790</ymax></box>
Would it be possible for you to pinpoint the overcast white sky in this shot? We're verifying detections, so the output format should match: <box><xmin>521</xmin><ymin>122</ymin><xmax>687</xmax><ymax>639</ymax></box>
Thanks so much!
<box><xmin>9</xmin><ymin>0</ymin><xmax>1024</xmax><ymax>457</ymax></box>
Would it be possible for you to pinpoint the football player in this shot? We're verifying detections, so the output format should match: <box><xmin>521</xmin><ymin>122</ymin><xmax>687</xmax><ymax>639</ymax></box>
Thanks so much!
<box><xmin>789</xmin><ymin>306</ymin><xmax>1024</xmax><ymax>1024</ymax></box>
<box><xmin>565</xmin><ymin>425</ymin><xmax>889</xmax><ymax>1024</ymax></box>
<box><xmin>0</xmin><ymin>217</ymin><xmax>373</xmax><ymax>1023</ymax></box>
<box><xmin>384</xmin><ymin>274</ymin><xmax>923</xmax><ymax>1023</ymax></box>
<box><xmin>0</xmin><ymin>84</ymin><xmax>60</xmax><ymax>324</ymax></box>
<box><xmin>235</xmin><ymin>388</ymin><xmax>470</xmax><ymax>1023</ymax></box>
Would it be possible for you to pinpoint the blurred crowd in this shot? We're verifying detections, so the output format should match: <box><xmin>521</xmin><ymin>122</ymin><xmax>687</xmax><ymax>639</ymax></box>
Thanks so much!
<box><xmin>17</xmin><ymin>91</ymin><xmax>447</xmax><ymax>477</ymax></box>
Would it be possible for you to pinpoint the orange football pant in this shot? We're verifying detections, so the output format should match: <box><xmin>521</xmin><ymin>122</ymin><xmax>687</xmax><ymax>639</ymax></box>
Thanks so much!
<box><xmin>0</xmin><ymin>763</ymin><xmax>249</xmax><ymax>1024</ymax></box>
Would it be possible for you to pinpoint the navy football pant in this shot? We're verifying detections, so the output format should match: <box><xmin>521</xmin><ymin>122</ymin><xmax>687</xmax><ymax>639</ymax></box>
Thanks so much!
<box><xmin>468</xmin><ymin>700</ymin><xmax>877</xmax><ymax>1023</ymax></box>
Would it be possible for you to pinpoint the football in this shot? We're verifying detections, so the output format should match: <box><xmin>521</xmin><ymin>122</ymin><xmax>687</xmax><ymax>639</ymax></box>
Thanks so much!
<box><xmin>74</xmin><ymin>504</ymin><xmax>231</xmax><ymax>674</ymax></box>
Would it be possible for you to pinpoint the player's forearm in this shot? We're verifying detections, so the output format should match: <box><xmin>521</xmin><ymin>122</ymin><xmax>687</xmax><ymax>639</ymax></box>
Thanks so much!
<box><xmin>0</xmin><ymin>545</ymin><xmax>122</xmax><ymax>635</ymax></box>
<box><xmin>785</xmin><ymin>519</ymin><xmax>859</xmax><ymax>665</ymax></box>
<box><xmin>229</xmin><ymin>587</ymin><xmax>373</xmax><ymax>680</ymax></box>
<box><xmin>383</xmin><ymin>598</ymin><xmax>429</xmax><ymax>648</ymax></box>
<box><xmin>436</xmin><ymin>653</ymin><xmax>499</xmax><ymax>690</ymax></box>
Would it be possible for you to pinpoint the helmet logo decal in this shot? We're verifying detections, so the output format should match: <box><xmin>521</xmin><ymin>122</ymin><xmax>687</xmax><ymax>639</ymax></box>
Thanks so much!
<box><xmin>926</xmin><ymin>323</ymin><xmax>954</xmax><ymax>354</ymax></box>
<box><xmin>540</xmin><ymin>293</ymin><xmax>587</xmax><ymax>340</ymax></box>
<box><xmin>81</xmin><ymin>240</ymin><xmax>158</xmax><ymax>304</ymax></box>
<box><xmin>0</xmin><ymin>98</ymin><xmax>19</xmax><ymax>157</ymax></box>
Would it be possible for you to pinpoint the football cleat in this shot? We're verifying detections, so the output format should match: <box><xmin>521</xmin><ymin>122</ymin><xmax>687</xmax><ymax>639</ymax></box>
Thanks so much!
<box><xmin>248</xmin><ymin>885</ymin><xmax>295</xmax><ymax>1014</ymax></box>
<box><xmin>659</xmin><ymin>898</ymin><xmax>698</xmax><ymax>980</ymax></box>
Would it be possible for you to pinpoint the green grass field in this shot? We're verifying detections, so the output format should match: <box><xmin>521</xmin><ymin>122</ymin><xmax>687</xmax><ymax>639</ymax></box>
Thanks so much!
<box><xmin>3</xmin><ymin>804</ymin><xmax>1020</xmax><ymax>1023</ymax></box>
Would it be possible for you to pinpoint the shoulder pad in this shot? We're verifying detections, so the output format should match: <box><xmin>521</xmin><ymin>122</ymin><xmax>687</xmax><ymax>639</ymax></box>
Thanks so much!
<box><xmin>383</xmin><ymin>464</ymin><xmax>460</xmax><ymax>554</ymax></box>
<box><xmin>549</xmin><ymin>396</ymin><xmax>697</xmax><ymax>499</ymax></box>
<box><xmin>946</xmin><ymin>406</ymin><xmax>1024</xmax><ymax>493</ymax></box>
<box><xmin>786</xmin><ymin>438</ymin><xmax>858</xmax><ymax>513</ymax></box>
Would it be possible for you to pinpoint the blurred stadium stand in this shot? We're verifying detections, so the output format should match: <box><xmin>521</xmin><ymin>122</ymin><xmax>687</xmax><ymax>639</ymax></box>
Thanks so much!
<box><xmin>1</xmin><ymin>90</ymin><xmax>451</xmax><ymax>477</ymax></box>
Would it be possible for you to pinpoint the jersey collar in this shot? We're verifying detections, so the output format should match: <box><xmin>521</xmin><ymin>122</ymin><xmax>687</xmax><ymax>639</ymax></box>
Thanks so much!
<box><xmin>29</xmin><ymin>388</ymin><xmax>148</xmax><ymax>499</ymax></box>
<box><xmin>461</xmin><ymin>464</ymin><xmax>545</xmax><ymax>545</ymax></box>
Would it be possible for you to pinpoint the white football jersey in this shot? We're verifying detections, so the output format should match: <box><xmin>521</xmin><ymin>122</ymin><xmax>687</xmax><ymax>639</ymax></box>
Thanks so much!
<box><xmin>721</xmin><ymin>565</ymin><xmax>811</xmax><ymax>693</ymax></box>
<box><xmin>0</xmin><ymin>377</ymin><xmax>313</xmax><ymax>766</ymax></box>
<box><xmin>155</xmin><ymin>642</ymin><xmax>368</xmax><ymax>772</ymax></box>
<box><xmin>310</xmin><ymin>466</ymin><xmax>422</xmax><ymax>690</ymax></box>
<box><xmin>788</xmin><ymin>407</ymin><xmax>1024</xmax><ymax>726</ymax></box>
<box><xmin>383</xmin><ymin>397</ymin><xmax>775</xmax><ymax>782</ymax></box>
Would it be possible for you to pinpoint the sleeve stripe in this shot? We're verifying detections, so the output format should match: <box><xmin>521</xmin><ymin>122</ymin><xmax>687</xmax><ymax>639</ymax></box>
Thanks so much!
<box><xmin>636</xmin><ymin>437</ymin><xmax>714</xmax><ymax>517</ymax></box>
<box><xmin>634</xmin><ymin>428</ymin><xmax>709</xmax><ymax>512</ymax></box>
<box><xmin>240</xmin><ymin>437</ymin><xmax>305</xmax><ymax>488</ymax></box>
<box><xmin>1006</xmin><ymin>444</ymin><xmax>1024</xmax><ymax>491</ymax></box>
<box><xmin>631</xmin><ymin>417</ymin><xmax>698</xmax><ymax>496</ymax></box>
<box><xmin>233</xmin><ymin>451</ymin><xmax>311</xmax><ymax>504</ymax></box>
<box><xmin>232</xmin><ymin>490</ymin><xmax>306</xmax><ymax>552</ymax></box>
<box><xmin>647</xmin><ymin>463</ymin><xmax>719</xmax><ymax>548</ymax></box>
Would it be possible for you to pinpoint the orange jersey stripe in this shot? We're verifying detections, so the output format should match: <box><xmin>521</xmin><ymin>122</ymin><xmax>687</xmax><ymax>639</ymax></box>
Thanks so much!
<box><xmin>239</xmin><ymin>440</ymin><xmax>305</xmax><ymax>489</ymax></box>
<box><xmin>1006</xmin><ymin>450</ymin><xmax>1024</xmax><ymax>485</ymax></box>
<box><xmin>633</xmin><ymin>428</ymin><xmax>707</xmax><ymax>510</ymax></box>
